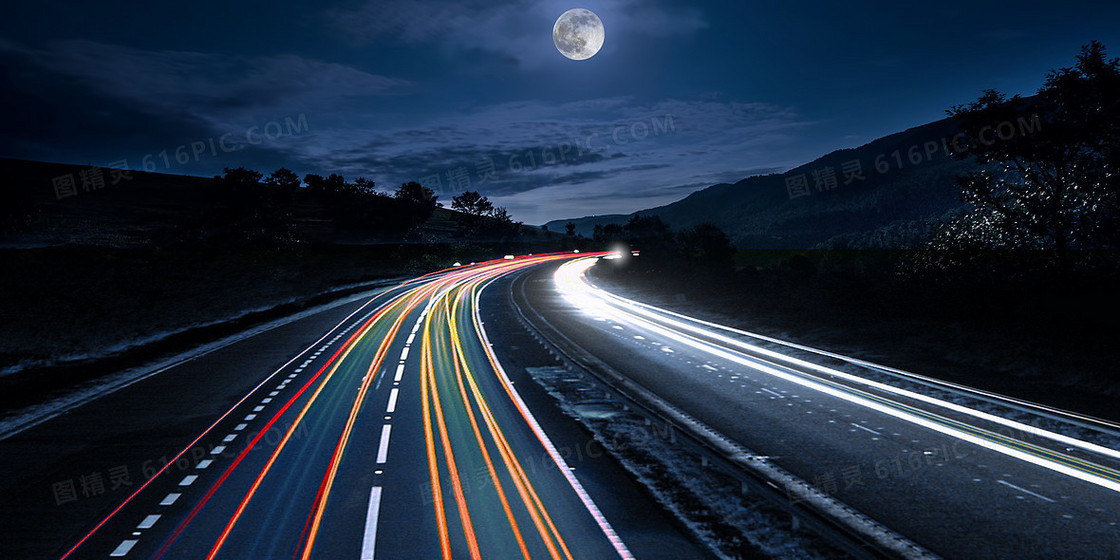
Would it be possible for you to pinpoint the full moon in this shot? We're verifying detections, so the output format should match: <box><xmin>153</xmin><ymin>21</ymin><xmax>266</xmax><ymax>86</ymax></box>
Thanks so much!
<box><xmin>553</xmin><ymin>9</ymin><xmax>605</xmax><ymax>61</ymax></box>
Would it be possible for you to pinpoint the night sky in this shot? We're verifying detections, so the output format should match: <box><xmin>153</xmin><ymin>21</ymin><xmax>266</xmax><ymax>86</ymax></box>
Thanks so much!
<box><xmin>2</xmin><ymin>1</ymin><xmax>1117</xmax><ymax>224</ymax></box>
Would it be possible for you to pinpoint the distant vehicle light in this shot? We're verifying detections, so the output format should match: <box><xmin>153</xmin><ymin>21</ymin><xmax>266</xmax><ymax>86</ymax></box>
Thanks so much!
<box><xmin>631</xmin><ymin>250</ymin><xmax>640</xmax><ymax>257</ymax></box>
<box><xmin>453</xmin><ymin>262</ymin><xmax>462</xmax><ymax>267</ymax></box>
<box><xmin>504</xmin><ymin>255</ymin><xmax>515</xmax><ymax>260</ymax></box>
<box><xmin>573</xmin><ymin>250</ymin><xmax>580</xmax><ymax>253</ymax></box>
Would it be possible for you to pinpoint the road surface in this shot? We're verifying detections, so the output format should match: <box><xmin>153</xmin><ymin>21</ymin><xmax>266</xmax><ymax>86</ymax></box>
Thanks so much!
<box><xmin>512</xmin><ymin>256</ymin><xmax>1120</xmax><ymax>560</ymax></box>
<box><xmin>8</xmin><ymin>253</ymin><xmax>685</xmax><ymax>560</ymax></box>
<box><xmin>6</xmin><ymin>252</ymin><xmax>1120</xmax><ymax>560</ymax></box>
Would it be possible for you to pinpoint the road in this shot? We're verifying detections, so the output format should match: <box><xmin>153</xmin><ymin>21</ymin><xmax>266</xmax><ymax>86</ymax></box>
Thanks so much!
<box><xmin>8</xmin><ymin>252</ymin><xmax>1120</xmax><ymax>559</ymax></box>
<box><xmin>513</xmin><ymin>256</ymin><xmax>1120</xmax><ymax>560</ymax></box>
<box><xmin>17</xmin><ymin>252</ymin><xmax>665</xmax><ymax>560</ymax></box>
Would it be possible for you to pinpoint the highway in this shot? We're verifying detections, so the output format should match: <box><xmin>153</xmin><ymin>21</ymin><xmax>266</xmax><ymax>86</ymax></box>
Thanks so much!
<box><xmin>512</xmin><ymin>256</ymin><xmax>1120</xmax><ymax>560</ymax></box>
<box><xmin>7</xmin><ymin>252</ymin><xmax>1120</xmax><ymax>559</ymax></box>
<box><xmin>39</xmin><ymin>253</ymin><xmax>642</xmax><ymax>560</ymax></box>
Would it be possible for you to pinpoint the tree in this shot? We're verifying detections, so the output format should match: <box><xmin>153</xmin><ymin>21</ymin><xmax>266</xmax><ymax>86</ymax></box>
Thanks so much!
<box><xmin>394</xmin><ymin>181</ymin><xmax>439</xmax><ymax>229</ymax></box>
<box><xmin>212</xmin><ymin>167</ymin><xmax>293</xmax><ymax>243</ymax></box>
<box><xmin>451</xmin><ymin>191</ymin><xmax>494</xmax><ymax>216</ymax></box>
<box><xmin>565</xmin><ymin>221</ymin><xmax>577</xmax><ymax>236</ymax></box>
<box><xmin>677</xmin><ymin>222</ymin><xmax>735</xmax><ymax>271</ymax></box>
<box><xmin>938</xmin><ymin>41</ymin><xmax>1120</xmax><ymax>260</ymax></box>
<box><xmin>395</xmin><ymin>181</ymin><xmax>438</xmax><ymax>206</ymax></box>
<box><xmin>222</xmin><ymin>167</ymin><xmax>262</xmax><ymax>187</ymax></box>
<box><xmin>304</xmin><ymin>173</ymin><xmax>349</xmax><ymax>195</ymax></box>
<box><xmin>352</xmin><ymin>177</ymin><xmax>385</xmax><ymax>197</ymax></box>
<box><xmin>265</xmin><ymin>168</ymin><xmax>300</xmax><ymax>192</ymax></box>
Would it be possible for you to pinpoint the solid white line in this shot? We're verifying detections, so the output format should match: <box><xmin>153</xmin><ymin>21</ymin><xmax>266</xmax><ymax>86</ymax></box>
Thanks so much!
<box><xmin>386</xmin><ymin>388</ymin><xmax>399</xmax><ymax>414</ymax></box>
<box><xmin>159</xmin><ymin>493</ymin><xmax>180</xmax><ymax>506</ymax></box>
<box><xmin>359</xmin><ymin>486</ymin><xmax>383</xmax><ymax>560</ymax></box>
<box><xmin>851</xmin><ymin>423</ymin><xmax>882</xmax><ymax>436</ymax></box>
<box><xmin>376</xmin><ymin>424</ymin><xmax>392</xmax><ymax>464</ymax></box>
<box><xmin>136</xmin><ymin>514</ymin><xmax>160</xmax><ymax>529</ymax></box>
<box><xmin>109</xmin><ymin>539</ymin><xmax>137</xmax><ymax>557</ymax></box>
<box><xmin>394</xmin><ymin>364</ymin><xmax>405</xmax><ymax>382</ymax></box>
<box><xmin>997</xmin><ymin>479</ymin><xmax>1055</xmax><ymax>503</ymax></box>
<box><xmin>473</xmin><ymin>279</ymin><xmax>634</xmax><ymax>559</ymax></box>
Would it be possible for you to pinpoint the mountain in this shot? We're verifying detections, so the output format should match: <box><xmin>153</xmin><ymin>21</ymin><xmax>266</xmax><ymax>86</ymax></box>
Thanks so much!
<box><xmin>547</xmin><ymin>115</ymin><xmax>985</xmax><ymax>249</ymax></box>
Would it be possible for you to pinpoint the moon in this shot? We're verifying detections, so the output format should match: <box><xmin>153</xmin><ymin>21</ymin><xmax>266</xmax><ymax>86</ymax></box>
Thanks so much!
<box><xmin>553</xmin><ymin>9</ymin><xmax>605</xmax><ymax>61</ymax></box>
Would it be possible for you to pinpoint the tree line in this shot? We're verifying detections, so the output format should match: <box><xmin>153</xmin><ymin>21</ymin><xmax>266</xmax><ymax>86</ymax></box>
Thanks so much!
<box><xmin>208</xmin><ymin>168</ymin><xmax>521</xmax><ymax>244</ymax></box>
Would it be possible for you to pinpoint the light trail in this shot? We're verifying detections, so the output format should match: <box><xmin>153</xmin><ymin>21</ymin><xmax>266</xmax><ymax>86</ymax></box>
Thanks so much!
<box><xmin>554</xmin><ymin>257</ymin><xmax>1120</xmax><ymax>494</ymax></box>
<box><xmin>61</xmin><ymin>252</ymin><xmax>636</xmax><ymax>560</ymax></box>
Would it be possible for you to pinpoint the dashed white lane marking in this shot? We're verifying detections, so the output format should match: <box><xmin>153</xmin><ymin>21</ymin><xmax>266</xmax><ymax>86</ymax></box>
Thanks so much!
<box><xmin>359</xmin><ymin>486</ymin><xmax>384</xmax><ymax>560</ymax></box>
<box><xmin>394</xmin><ymin>364</ymin><xmax>405</xmax><ymax>382</ymax></box>
<box><xmin>701</xmin><ymin>364</ymin><xmax>717</xmax><ymax>371</ymax></box>
<box><xmin>851</xmin><ymin>423</ymin><xmax>882</xmax><ymax>436</ymax></box>
<box><xmin>160</xmin><ymin>493</ymin><xmax>180</xmax><ymax>506</ymax></box>
<box><xmin>234</xmin><ymin>423</ymin><xmax>247</xmax><ymax>431</ymax></box>
<box><xmin>269</xmin><ymin>391</ymin><xmax>279</xmax><ymax>397</ymax></box>
<box><xmin>386</xmin><ymin>388</ymin><xmax>399</xmax><ymax>414</ymax></box>
<box><xmin>399</xmin><ymin>347</ymin><xmax>410</xmax><ymax>360</ymax></box>
<box><xmin>997</xmin><ymin>479</ymin><xmax>1055</xmax><ymax>503</ymax></box>
<box><xmin>222</xmin><ymin>434</ymin><xmax>237</xmax><ymax>443</ymax></box>
<box><xmin>660</xmin><ymin>346</ymin><xmax>674</xmax><ymax>353</ymax></box>
<box><xmin>179</xmin><ymin>475</ymin><xmax>198</xmax><ymax>487</ymax></box>
<box><xmin>406</xmin><ymin>333</ymin><xmax>416</xmax><ymax>345</ymax></box>
<box><xmin>252</xmin><ymin>406</ymin><xmax>264</xmax><ymax>412</ymax></box>
<box><xmin>210</xmin><ymin>445</ymin><xmax>226</xmax><ymax>455</ymax></box>
<box><xmin>612</xmin><ymin>325</ymin><xmax>624</xmax><ymax>330</ymax></box>
<box><xmin>294</xmin><ymin>369</ymin><xmax>303</xmax><ymax>373</ymax></box>
<box><xmin>376</xmin><ymin>425</ymin><xmax>392</xmax><ymax>464</ymax></box>
<box><xmin>261</xmin><ymin>398</ymin><xmax>272</xmax><ymax>404</ymax></box>
<box><xmin>244</xmin><ymin>414</ymin><xmax>256</xmax><ymax>421</ymax></box>
<box><xmin>109</xmin><ymin>539</ymin><xmax>138</xmax><ymax>557</ymax></box>
<box><xmin>197</xmin><ymin>459</ymin><xmax>213</xmax><ymax>469</ymax></box>
<box><xmin>634</xmin><ymin>335</ymin><xmax>645</xmax><ymax>340</ymax></box>
<box><xmin>137</xmin><ymin>514</ymin><xmax>160</xmax><ymax>529</ymax></box>
<box><xmin>760</xmin><ymin>388</ymin><xmax>784</xmax><ymax>399</ymax></box>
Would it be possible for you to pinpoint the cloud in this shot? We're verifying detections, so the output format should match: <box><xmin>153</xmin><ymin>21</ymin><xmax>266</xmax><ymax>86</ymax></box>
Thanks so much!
<box><xmin>0</xmin><ymin>39</ymin><xmax>410</xmax><ymax>128</ymax></box>
<box><xmin>265</xmin><ymin>95</ymin><xmax>810</xmax><ymax>224</ymax></box>
<box><xmin>326</xmin><ymin>0</ymin><xmax>707</xmax><ymax>66</ymax></box>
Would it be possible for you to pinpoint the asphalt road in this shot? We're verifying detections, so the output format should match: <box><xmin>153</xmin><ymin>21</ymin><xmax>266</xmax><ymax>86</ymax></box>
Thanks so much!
<box><xmin>516</xmin><ymin>256</ymin><xmax>1120</xmax><ymax>560</ymax></box>
<box><xmin>9</xmin><ymin>251</ymin><xmax>1118</xmax><ymax>560</ymax></box>
<box><xmin>2</xmin><ymin>252</ymin><xmax>709</xmax><ymax>560</ymax></box>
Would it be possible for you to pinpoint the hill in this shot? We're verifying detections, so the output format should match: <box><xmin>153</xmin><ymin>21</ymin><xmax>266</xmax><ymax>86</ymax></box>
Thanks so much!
<box><xmin>547</xmin><ymin>114</ymin><xmax>1005</xmax><ymax>249</ymax></box>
